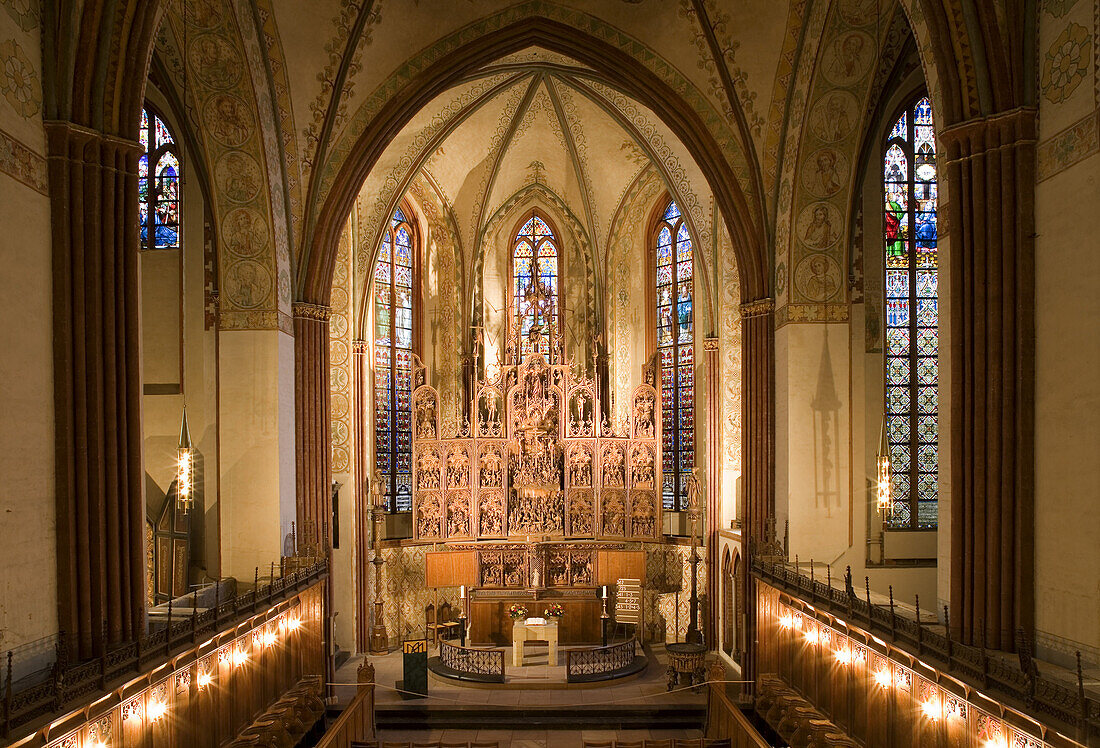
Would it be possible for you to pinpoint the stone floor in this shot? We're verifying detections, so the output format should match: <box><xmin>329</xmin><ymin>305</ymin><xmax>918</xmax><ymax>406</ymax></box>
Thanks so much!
<box><xmin>332</xmin><ymin>641</ymin><xmax>717</xmax><ymax>744</ymax></box>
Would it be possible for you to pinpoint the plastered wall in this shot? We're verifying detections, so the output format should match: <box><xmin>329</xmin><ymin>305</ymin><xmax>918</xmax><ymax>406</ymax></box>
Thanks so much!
<box><xmin>1033</xmin><ymin>0</ymin><xmax>1100</xmax><ymax>661</ymax></box>
<box><xmin>0</xmin><ymin>2</ymin><xmax>56</xmax><ymax>659</ymax></box>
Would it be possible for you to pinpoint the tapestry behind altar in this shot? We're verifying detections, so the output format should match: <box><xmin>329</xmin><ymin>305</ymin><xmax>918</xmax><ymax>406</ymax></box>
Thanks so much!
<box><xmin>411</xmin><ymin>353</ymin><xmax>661</xmax><ymax>541</ymax></box>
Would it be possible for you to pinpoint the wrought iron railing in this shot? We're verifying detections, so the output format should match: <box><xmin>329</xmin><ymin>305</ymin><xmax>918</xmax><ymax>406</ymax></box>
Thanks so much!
<box><xmin>437</xmin><ymin>641</ymin><xmax>505</xmax><ymax>681</ymax></box>
<box><xmin>566</xmin><ymin>638</ymin><xmax>637</xmax><ymax>680</ymax></box>
<box><xmin>751</xmin><ymin>555</ymin><xmax>1100</xmax><ymax>743</ymax></box>
<box><xmin>1</xmin><ymin>560</ymin><xmax>328</xmax><ymax>739</ymax></box>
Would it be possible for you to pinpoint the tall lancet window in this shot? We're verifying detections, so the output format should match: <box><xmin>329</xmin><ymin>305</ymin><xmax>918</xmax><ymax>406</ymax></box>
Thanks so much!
<box><xmin>374</xmin><ymin>207</ymin><xmax>416</xmax><ymax>513</ymax></box>
<box><xmin>655</xmin><ymin>200</ymin><xmax>694</xmax><ymax>512</ymax></box>
<box><xmin>139</xmin><ymin>105</ymin><xmax>181</xmax><ymax>249</ymax></box>
<box><xmin>883</xmin><ymin>96</ymin><xmax>939</xmax><ymax>529</ymax></box>
<box><xmin>512</xmin><ymin>212</ymin><xmax>560</xmax><ymax>363</ymax></box>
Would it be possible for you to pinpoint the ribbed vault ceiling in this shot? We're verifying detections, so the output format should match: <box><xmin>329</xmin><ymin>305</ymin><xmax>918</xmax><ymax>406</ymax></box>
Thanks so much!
<box><xmin>351</xmin><ymin>46</ymin><xmax>715</xmax><ymax>290</ymax></box>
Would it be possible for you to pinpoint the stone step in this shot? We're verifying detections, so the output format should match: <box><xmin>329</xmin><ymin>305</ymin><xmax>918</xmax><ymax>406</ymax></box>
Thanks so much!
<box><xmin>373</xmin><ymin>705</ymin><xmax>707</xmax><ymax>731</ymax></box>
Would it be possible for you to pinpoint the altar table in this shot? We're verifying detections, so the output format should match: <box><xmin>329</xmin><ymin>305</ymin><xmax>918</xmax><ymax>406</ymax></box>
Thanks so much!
<box><xmin>512</xmin><ymin>618</ymin><xmax>559</xmax><ymax>666</ymax></box>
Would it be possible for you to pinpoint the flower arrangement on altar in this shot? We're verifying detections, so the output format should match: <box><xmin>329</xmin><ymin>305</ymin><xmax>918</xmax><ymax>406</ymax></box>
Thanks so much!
<box><xmin>543</xmin><ymin>603</ymin><xmax>564</xmax><ymax>619</ymax></box>
<box><xmin>508</xmin><ymin>603</ymin><xmax>529</xmax><ymax>619</ymax></box>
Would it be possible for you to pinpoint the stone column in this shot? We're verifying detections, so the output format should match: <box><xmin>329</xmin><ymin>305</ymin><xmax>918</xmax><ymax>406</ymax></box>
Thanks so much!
<box><xmin>46</xmin><ymin>121</ymin><xmax>147</xmax><ymax>658</ymax></box>
<box><xmin>739</xmin><ymin>297</ymin><xmax>774</xmax><ymax>686</ymax></box>
<box><xmin>739</xmin><ymin>299</ymin><xmax>775</xmax><ymax>543</ymax></box>
<box><xmin>941</xmin><ymin>108</ymin><xmax>1037</xmax><ymax>651</ymax></box>
<box><xmin>703</xmin><ymin>336</ymin><xmax>720</xmax><ymax>649</ymax></box>
<box><xmin>352</xmin><ymin>339</ymin><xmax>372</xmax><ymax>651</ymax></box>
<box><xmin>293</xmin><ymin>302</ymin><xmax>332</xmax><ymax>551</ymax></box>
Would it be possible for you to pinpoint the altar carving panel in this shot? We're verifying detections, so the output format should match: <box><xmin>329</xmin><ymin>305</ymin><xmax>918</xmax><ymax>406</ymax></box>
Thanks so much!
<box><xmin>412</xmin><ymin>353</ymin><xmax>660</xmax><ymax>541</ymax></box>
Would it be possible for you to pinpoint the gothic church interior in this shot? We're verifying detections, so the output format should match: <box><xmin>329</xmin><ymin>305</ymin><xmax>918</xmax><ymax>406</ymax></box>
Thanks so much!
<box><xmin>0</xmin><ymin>0</ymin><xmax>1097</xmax><ymax>746</ymax></box>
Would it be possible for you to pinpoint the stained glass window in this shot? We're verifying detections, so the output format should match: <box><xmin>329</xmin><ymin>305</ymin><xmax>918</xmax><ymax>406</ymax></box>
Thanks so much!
<box><xmin>374</xmin><ymin>207</ymin><xmax>415</xmax><ymax>513</ymax></box>
<box><xmin>512</xmin><ymin>212</ymin><xmax>559</xmax><ymax>362</ymax></box>
<box><xmin>139</xmin><ymin>105</ymin><xmax>181</xmax><ymax>250</ymax></box>
<box><xmin>883</xmin><ymin>96</ymin><xmax>938</xmax><ymax>529</ymax></box>
<box><xmin>655</xmin><ymin>200</ymin><xmax>694</xmax><ymax>512</ymax></box>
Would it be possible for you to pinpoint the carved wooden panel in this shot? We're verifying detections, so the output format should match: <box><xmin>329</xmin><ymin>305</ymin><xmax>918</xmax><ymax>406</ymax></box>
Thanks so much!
<box><xmin>477</xmin><ymin>442</ymin><xmax>505</xmax><ymax>487</ymax></box>
<box><xmin>416</xmin><ymin>491</ymin><xmax>443</xmax><ymax>539</ymax></box>
<box><xmin>629</xmin><ymin>490</ymin><xmax>658</xmax><ymax>538</ymax></box>
<box><xmin>567</xmin><ymin>489</ymin><xmax>595</xmax><ymax>537</ymax></box>
<box><xmin>629</xmin><ymin>442</ymin><xmax>656</xmax><ymax>489</ymax></box>
<box><xmin>445</xmin><ymin>490</ymin><xmax>472</xmax><ymax>538</ymax></box>
<box><xmin>413</xmin><ymin>385</ymin><xmax>438</xmax><ymax>440</ymax></box>
<box><xmin>600</xmin><ymin>489</ymin><xmax>627</xmax><ymax>538</ymax></box>
<box><xmin>600</xmin><ymin>442</ymin><xmax>626</xmax><ymax>488</ymax></box>
<box><xmin>477</xmin><ymin>488</ymin><xmax>506</xmax><ymax>537</ymax></box>
<box><xmin>632</xmin><ymin>387</ymin><xmax>657</xmax><ymax>440</ymax></box>
<box><xmin>446</xmin><ymin>443</ymin><xmax>471</xmax><ymax>490</ymax></box>
<box><xmin>567</xmin><ymin>442</ymin><xmax>594</xmax><ymax>487</ymax></box>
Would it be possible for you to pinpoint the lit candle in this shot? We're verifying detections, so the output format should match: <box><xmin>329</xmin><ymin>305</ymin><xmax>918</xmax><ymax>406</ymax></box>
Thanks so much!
<box><xmin>460</xmin><ymin>585</ymin><xmax>466</xmax><ymax>599</ymax></box>
<box><xmin>601</xmin><ymin>586</ymin><xmax>608</xmax><ymax>599</ymax></box>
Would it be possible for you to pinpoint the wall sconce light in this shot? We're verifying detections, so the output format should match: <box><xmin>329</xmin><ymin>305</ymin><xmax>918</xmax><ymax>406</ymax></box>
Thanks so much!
<box><xmin>921</xmin><ymin>697</ymin><xmax>942</xmax><ymax>721</ymax></box>
<box><xmin>231</xmin><ymin>647</ymin><xmax>248</xmax><ymax>667</ymax></box>
<box><xmin>876</xmin><ymin>418</ymin><xmax>891</xmax><ymax>515</ymax></box>
<box><xmin>804</xmin><ymin>628</ymin><xmax>819</xmax><ymax>646</ymax></box>
<box><xmin>176</xmin><ymin>408</ymin><xmax>193</xmax><ymax>513</ymax></box>
<box><xmin>261</xmin><ymin>630</ymin><xmax>277</xmax><ymax>648</ymax></box>
<box><xmin>874</xmin><ymin>667</ymin><xmax>892</xmax><ymax>689</ymax></box>
<box><xmin>779</xmin><ymin>614</ymin><xmax>794</xmax><ymax>629</ymax></box>
<box><xmin>835</xmin><ymin>646</ymin><xmax>852</xmax><ymax>665</ymax></box>
<box><xmin>148</xmin><ymin>699</ymin><xmax>168</xmax><ymax>722</ymax></box>
<box><xmin>197</xmin><ymin>671</ymin><xmax>213</xmax><ymax>689</ymax></box>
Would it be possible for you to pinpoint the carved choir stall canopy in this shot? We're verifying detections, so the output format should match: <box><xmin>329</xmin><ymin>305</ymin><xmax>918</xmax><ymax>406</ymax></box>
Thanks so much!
<box><xmin>412</xmin><ymin>352</ymin><xmax>661</xmax><ymax>542</ymax></box>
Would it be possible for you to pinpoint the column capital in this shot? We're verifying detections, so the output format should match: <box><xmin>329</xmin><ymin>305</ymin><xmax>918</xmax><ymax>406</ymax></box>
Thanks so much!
<box><xmin>702</xmin><ymin>337</ymin><xmax>719</xmax><ymax>352</ymax></box>
<box><xmin>352</xmin><ymin>338</ymin><xmax>369</xmax><ymax>355</ymax></box>
<box><xmin>292</xmin><ymin>301</ymin><xmax>332</xmax><ymax>322</ymax></box>
<box><xmin>739</xmin><ymin>297</ymin><xmax>774</xmax><ymax>318</ymax></box>
<box><xmin>939</xmin><ymin>106</ymin><xmax>1038</xmax><ymax>163</ymax></box>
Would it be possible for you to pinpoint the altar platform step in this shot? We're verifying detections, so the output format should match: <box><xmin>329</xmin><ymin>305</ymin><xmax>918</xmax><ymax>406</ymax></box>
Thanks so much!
<box><xmin>375</xmin><ymin>705</ymin><xmax>707</xmax><ymax>731</ymax></box>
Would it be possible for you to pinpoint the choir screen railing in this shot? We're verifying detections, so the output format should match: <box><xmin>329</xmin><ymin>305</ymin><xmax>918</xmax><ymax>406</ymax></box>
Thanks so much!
<box><xmin>566</xmin><ymin>638</ymin><xmax>638</xmax><ymax>681</ymax></box>
<box><xmin>438</xmin><ymin>641</ymin><xmax>505</xmax><ymax>682</ymax></box>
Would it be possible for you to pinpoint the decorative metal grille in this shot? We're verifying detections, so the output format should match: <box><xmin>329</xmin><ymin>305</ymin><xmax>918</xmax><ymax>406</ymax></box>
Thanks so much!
<box><xmin>566</xmin><ymin>638</ymin><xmax>637</xmax><ymax>677</ymax></box>
<box><xmin>438</xmin><ymin>641</ymin><xmax>505</xmax><ymax>677</ymax></box>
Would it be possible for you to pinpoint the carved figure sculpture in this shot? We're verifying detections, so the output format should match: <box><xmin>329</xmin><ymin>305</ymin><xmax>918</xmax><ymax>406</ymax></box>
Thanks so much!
<box><xmin>415</xmin><ymin>390</ymin><xmax>437</xmax><ymax>439</ymax></box>
<box><xmin>479</xmin><ymin>448</ymin><xmax>503</xmax><ymax>487</ymax></box>
<box><xmin>479</xmin><ymin>492</ymin><xmax>504</xmax><ymax>536</ymax></box>
<box><xmin>634</xmin><ymin>391</ymin><xmax>655</xmax><ymax>438</ymax></box>
<box><xmin>447</xmin><ymin>448</ymin><xmax>469</xmax><ymax>488</ymax></box>
<box><xmin>602</xmin><ymin>492</ymin><xmax>626</xmax><ymax>536</ymax></box>
<box><xmin>417</xmin><ymin>450</ymin><xmax>441</xmax><ymax>489</ymax></box>
<box><xmin>631</xmin><ymin>492</ymin><xmax>657</xmax><ymax>537</ymax></box>
<box><xmin>417</xmin><ymin>493</ymin><xmax>442</xmax><ymax>538</ymax></box>
<box><xmin>447</xmin><ymin>495</ymin><xmax>470</xmax><ymax>536</ymax></box>
<box><xmin>631</xmin><ymin>445</ymin><xmax>655</xmax><ymax>487</ymax></box>
<box><xmin>603</xmin><ymin>444</ymin><xmax>625</xmax><ymax>487</ymax></box>
<box><xmin>569</xmin><ymin>492</ymin><xmax>594</xmax><ymax>535</ymax></box>
<box><xmin>569</xmin><ymin>446</ymin><xmax>593</xmax><ymax>486</ymax></box>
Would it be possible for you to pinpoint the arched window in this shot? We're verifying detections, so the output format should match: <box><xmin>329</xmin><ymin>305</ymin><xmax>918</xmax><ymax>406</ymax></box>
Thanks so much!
<box><xmin>654</xmin><ymin>200</ymin><xmax>694</xmax><ymax>512</ymax></box>
<box><xmin>139</xmin><ymin>105</ymin><xmax>181</xmax><ymax>250</ymax></box>
<box><xmin>511</xmin><ymin>212</ymin><xmax>559</xmax><ymax>363</ymax></box>
<box><xmin>374</xmin><ymin>206</ymin><xmax>416</xmax><ymax>513</ymax></box>
<box><xmin>883</xmin><ymin>96</ymin><xmax>938</xmax><ymax>529</ymax></box>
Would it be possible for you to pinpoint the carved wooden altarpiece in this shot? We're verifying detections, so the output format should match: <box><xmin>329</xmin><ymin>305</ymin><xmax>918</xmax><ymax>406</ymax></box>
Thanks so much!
<box><xmin>412</xmin><ymin>352</ymin><xmax>661</xmax><ymax>543</ymax></box>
